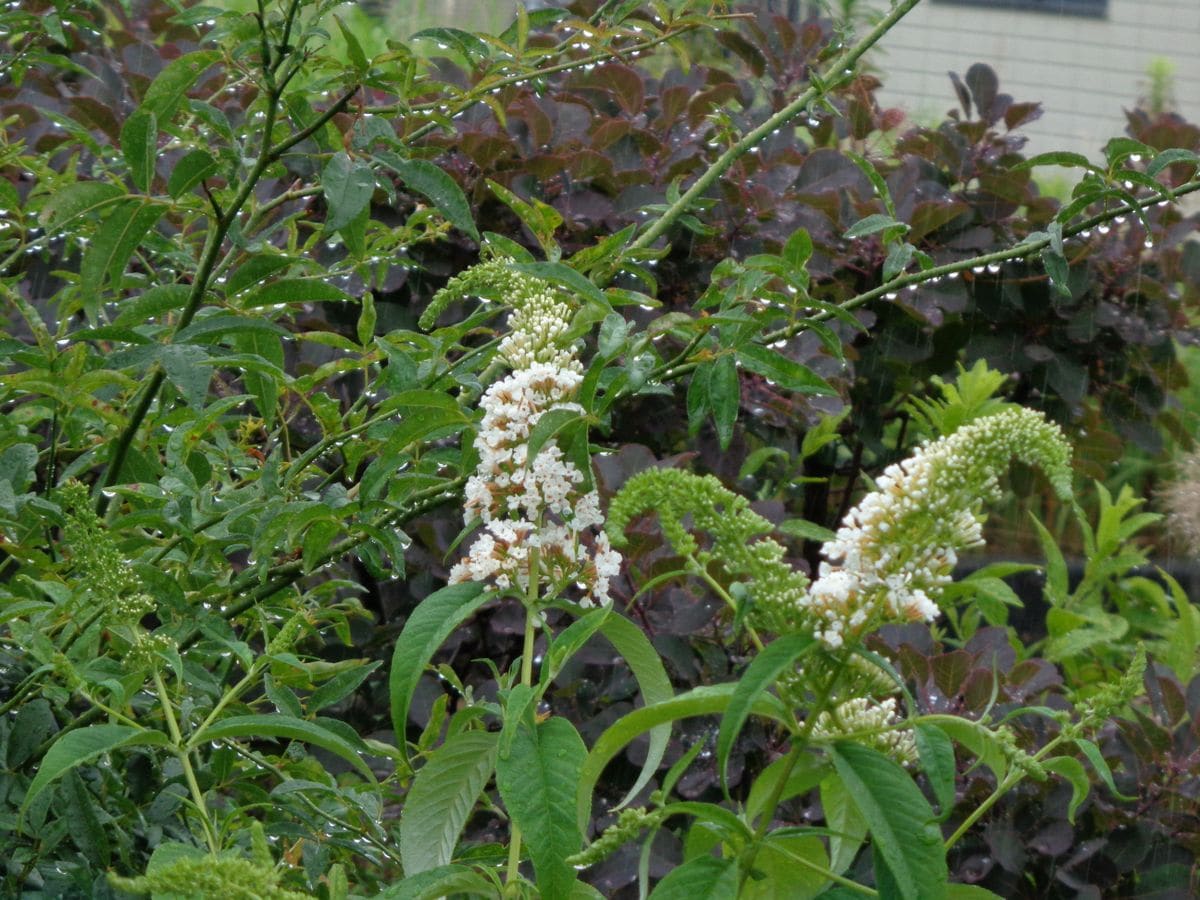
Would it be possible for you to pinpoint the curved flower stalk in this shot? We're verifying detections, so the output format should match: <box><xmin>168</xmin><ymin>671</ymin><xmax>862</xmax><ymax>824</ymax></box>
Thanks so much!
<box><xmin>806</xmin><ymin>405</ymin><xmax>1072</xmax><ymax>648</ymax></box>
<box><xmin>608</xmin><ymin>406</ymin><xmax>1072</xmax><ymax>648</ymax></box>
<box><xmin>446</xmin><ymin>264</ymin><xmax>621</xmax><ymax>609</ymax></box>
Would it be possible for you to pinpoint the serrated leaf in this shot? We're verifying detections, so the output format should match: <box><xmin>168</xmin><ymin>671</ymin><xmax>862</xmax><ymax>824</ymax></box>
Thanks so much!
<box><xmin>120</xmin><ymin>108</ymin><xmax>157</xmax><ymax>193</ymax></box>
<box><xmin>113</xmin><ymin>284</ymin><xmax>191</xmax><ymax>326</ymax></box>
<box><xmin>1041</xmin><ymin>247</ymin><xmax>1071</xmax><ymax>298</ymax></box>
<box><xmin>783</xmin><ymin>227</ymin><xmax>813</xmax><ymax>270</ymax></box>
<box><xmin>400</xmin><ymin>730</ymin><xmax>498</xmax><ymax>874</ymax></box>
<box><xmin>389</xmin><ymin>582</ymin><xmax>490</xmax><ymax>765</ymax></box>
<box><xmin>496</xmin><ymin>717</ymin><xmax>585</xmax><ymax>899</ymax></box>
<box><xmin>39</xmin><ymin>181</ymin><xmax>125</xmax><ymax>230</ymax></box>
<box><xmin>198</xmin><ymin>714</ymin><xmax>375</xmax><ymax>780</ymax></box>
<box><xmin>376</xmin><ymin>153</ymin><xmax>478</xmax><ymax>240</ymax></box>
<box><xmin>741</xmin><ymin>833</ymin><xmax>829</xmax><ymax>900</ymax></box>
<box><xmin>323</xmin><ymin>152</ymin><xmax>376</xmax><ymax>233</ymax></box>
<box><xmin>21</xmin><ymin>725</ymin><xmax>170</xmax><ymax>816</ymax></box>
<box><xmin>717</xmin><ymin>634</ymin><xmax>814</xmax><ymax>792</ymax></box>
<box><xmin>830</xmin><ymin>742</ymin><xmax>947</xmax><ymax>900</ymax></box>
<box><xmin>736</xmin><ymin>344</ymin><xmax>836</xmax><ymax>395</ymax></box>
<box><xmin>167</xmin><ymin>148</ymin><xmax>220</xmax><ymax>198</ymax></box>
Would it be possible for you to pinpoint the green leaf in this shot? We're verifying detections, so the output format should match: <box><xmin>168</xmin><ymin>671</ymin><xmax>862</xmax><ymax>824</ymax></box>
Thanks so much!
<box><xmin>782</xmin><ymin>227</ymin><xmax>813</xmax><ymax>270</ymax></box>
<box><xmin>333</xmin><ymin>15</ymin><xmax>369</xmax><ymax>72</ymax></box>
<box><xmin>830</xmin><ymin>742</ymin><xmax>947</xmax><ymax>900</ymax></box>
<box><xmin>709</xmin><ymin>353</ymin><xmax>740</xmax><ymax>450</ymax></box>
<box><xmin>39</xmin><ymin>181</ymin><xmax>125</xmax><ymax>231</ymax></box>
<box><xmin>141</xmin><ymin>50</ymin><xmax>222</xmax><ymax>122</ymax></box>
<box><xmin>79</xmin><ymin>199</ymin><xmax>165</xmax><ymax>293</ymax></box>
<box><xmin>577</xmin><ymin>684</ymin><xmax>790</xmax><ymax>834</ymax></box>
<box><xmin>21</xmin><ymin>725</ymin><xmax>170</xmax><ymax>816</ymax></box>
<box><xmin>167</xmin><ymin>148</ymin><xmax>220</xmax><ymax>198</ymax></box>
<box><xmin>197</xmin><ymin>715</ymin><xmax>375</xmax><ymax>780</ymax></box>
<box><xmin>1074</xmin><ymin>737</ymin><xmax>1135</xmax><ymax>801</ymax></box>
<box><xmin>820</xmin><ymin>774</ymin><xmax>868</xmax><ymax>876</ymax></box>
<box><xmin>400</xmin><ymin>729</ymin><xmax>499</xmax><ymax>874</ymax></box>
<box><xmin>376</xmin><ymin>865</ymin><xmax>499</xmax><ymax>900</ymax></box>
<box><xmin>389</xmin><ymin>582</ymin><xmax>490</xmax><ymax>765</ymax></box>
<box><xmin>777</xmin><ymin>518</ymin><xmax>837</xmax><ymax>543</ymax></box>
<box><xmin>375</xmin><ymin>153</ymin><xmax>479</xmax><ymax>240</ymax></box>
<box><xmin>736</xmin><ymin>344</ymin><xmax>836</xmax><ymax>395</ymax></box>
<box><xmin>717</xmin><ymin>634</ymin><xmax>813</xmax><ymax>792</ymax></box>
<box><xmin>594</xmin><ymin>613</ymin><xmax>674</xmax><ymax>811</ymax></box>
<box><xmin>240</xmin><ymin>278</ymin><xmax>355</xmax><ymax>307</ymax></box>
<box><xmin>113</xmin><ymin>284</ymin><xmax>191</xmax><ymax>326</ymax></box>
<box><xmin>1030</xmin><ymin>514</ymin><xmax>1068</xmax><ymax>605</ymax></box>
<box><xmin>233</xmin><ymin>329</ymin><xmax>285</xmax><ymax>428</ymax></box>
<box><xmin>746</xmin><ymin>753</ymin><xmax>830</xmax><ymax>825</ymax></box>
<box><xmin>844</xmin><ymin>213</ymin><xmax>908</xmax><ymax>240</ymax></box>
<box><xmin>308</xmin><ymin>660</ymin><xmax>382</xmax><ymax>713</ymax></box>
<box><xmin>1041</xmin><ymin>247</ymin><xmax>1071</xmax><ymax>298</ymax></box>
<box><xmin>920</xmin><ymin>715</ymin><xmax>1008</xmax><ymax>781</ymax></box>
<box><xmin>1145</xmin><ymin>148</ymin><xmax>1200</xmax><ymax>178</ymax></box>
<box><xmin>323</xmin><ymin>152</ymin><xmax>376</xmax><ymax>233</ymax></box>
<box><xmin>741</xmin><ymin>833</ymin><xmax>830</xmax><ymax>900</ymax></box>
<box><xmin>648</xmin><ymin>856</ymin><xmax>737</xmax><ymax>900</ymax></box>
<box><xmin>496</xmin><ymin>717</ymin><xmax>586</xmax><ymax>899</ymax></box>
<box><xmin>157</xmin><ymin>344</ymin><xmax>211</xmax><ymax>408</ymax></box>
<box><xmin>120</xmin><ymin>108</ymin><xmax>157</xmax><ymax>193</ymax></box>
<box><xmin>845</xmin><ymin>150</ymin><xmax>897</xmax><ymax>219</ymax></box>
<box><xmin>1042</xmin><ymin>756</ymin><xmax>1089</xmax><ymax>824</ymax></box>
<box><xmin>1016</xmin><ymin>151</ymin><xmax>1098</xmax><ymax>172</ymax></box>
<box><xmin>914</xmin><ymin>723</ymin><xmax>956</xmax><ymax>815</ymax></box>
<box><xmin>526</xmin><ymin>406</ymin><xmax>586</xmax><ymax>463</ymax></box>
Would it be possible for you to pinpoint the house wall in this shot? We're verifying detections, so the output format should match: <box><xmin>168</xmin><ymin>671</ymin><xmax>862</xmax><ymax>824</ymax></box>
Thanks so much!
<box><xmin>868</xmin><ymin>0</ymin><xmax>1200</xmax><ymax>160</ymax></box>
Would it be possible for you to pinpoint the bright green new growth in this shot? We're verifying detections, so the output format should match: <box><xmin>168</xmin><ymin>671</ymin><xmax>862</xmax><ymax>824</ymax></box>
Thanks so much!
<box><xmin>605</xmin><ymin>469</ymin><xmax>810</xmax><ymax>629</ymax></box>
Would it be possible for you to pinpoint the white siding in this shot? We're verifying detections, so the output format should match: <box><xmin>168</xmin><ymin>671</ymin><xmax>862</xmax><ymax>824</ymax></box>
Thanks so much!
<box><xmin>869</xmin><ymin>0</ymin><xmax>1200</xmax><ymax>160</ymax></box>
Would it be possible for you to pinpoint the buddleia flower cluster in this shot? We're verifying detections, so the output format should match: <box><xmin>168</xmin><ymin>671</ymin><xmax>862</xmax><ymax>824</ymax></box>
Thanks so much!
<box><xmin>809</xmin><ymin>696</ymin><xmax>918</xmax><ymax>764</ymax></box>
<box><xmin>59</xmin><ymin>481</ymin><xmax>174</xmax><ymax>666</ymax></box>
<box><xmin>804</xmin><ymin>406</ymin><xmax>1072</xmax><ymax>648</ymax></box>
<box><xmin>605</xmin><ymin>468</ymin><xmax>810</xmax><ymax>633</ymax></box>
<box><xmin>445</xmin><ymin>264</ymin><xmax>621</xmax><ymax>608</ymax></box>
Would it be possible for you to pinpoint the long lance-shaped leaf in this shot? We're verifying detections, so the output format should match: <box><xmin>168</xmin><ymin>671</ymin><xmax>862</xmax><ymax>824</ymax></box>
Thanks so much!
<box><xmin>595</xmin><ymin>613</ymin><xmax>674</xmax><ymax>810</ymax></box>
<box><xmin>389</xmin><ymin>582</ymin><xmax>490</xmax><ymax>765</ymax></box>
<box><xmin>21</xmin><ymin>725</ymin><xmax>170</xmax><ymax>816</ymax></box>
<box><xmin>829</xmin><ymin>742</ymin><xmax>948</xmax><ymax>900</ymax></box>
<box><xmin>400</xmin><ymin>729</ymin><xmax>499</xmax><ymax>874</ymax></box>
<box><xmin>576</xmin><ymin>683</ymin><xmax>790</xmax><ymax>835</ymax></box>
<box><xmin>496</xmin><ymin>717</ymin><xmax>587</xmax><ymax>899</ymax></box>
<box><xmin>196</xmin><ymin>715</ymin><xmax>375</xmax><ymax>781</ymax></box>
<box><xmin>716</xmin><ymin>633</ymin><xmax>813</xmax><ymax>793</ymax></box>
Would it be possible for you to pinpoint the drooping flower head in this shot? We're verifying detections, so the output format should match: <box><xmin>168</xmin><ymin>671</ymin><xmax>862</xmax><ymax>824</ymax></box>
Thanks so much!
<box><xmin>443</xmin><ymin>262</ymin><xmax>620</xmax><ymax>608</ymax></box>
<box><xmin>805</xmin><ymin>406</ymin><xmax>1072</xmax><ymax>647</ymax></box>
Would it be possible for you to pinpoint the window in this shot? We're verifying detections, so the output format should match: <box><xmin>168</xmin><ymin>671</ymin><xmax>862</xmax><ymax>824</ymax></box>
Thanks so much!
<box><xmin>931</xmin><ymin>0</ymin><xmax>1107</xmax><ymax>17</ymax></box>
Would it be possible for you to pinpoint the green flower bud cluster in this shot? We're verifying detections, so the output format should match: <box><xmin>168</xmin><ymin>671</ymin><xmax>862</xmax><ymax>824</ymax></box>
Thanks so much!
<box><xmin>566</xmin><ymin>806</ymin><xmax>669</xmax><ymax>868</ymax></box>
<box><xmin>1076</xmin><ymin>644</ymin><xmax>1147</xmax><ymax>729</ymax></box>
<box><xmin>59</xmin><ymin>480</ymin><xmax>174</xmax><ymax>664</ymax></box>
<box><xmin>108</xmin><ymin>854</ymin><xmax>309</xmax><ymax>900</ymax></box>
<box><xmin>605</xmin><ymin>469</ymin><xmax>809</xmax><ymax>628</ymax></box>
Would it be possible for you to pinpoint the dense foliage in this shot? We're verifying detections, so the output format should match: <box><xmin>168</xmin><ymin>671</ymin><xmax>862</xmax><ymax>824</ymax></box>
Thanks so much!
<box><xmin>2</xmin><ymin>0</ymin><xmax>1199</xmax><ymax>897</ymax></box>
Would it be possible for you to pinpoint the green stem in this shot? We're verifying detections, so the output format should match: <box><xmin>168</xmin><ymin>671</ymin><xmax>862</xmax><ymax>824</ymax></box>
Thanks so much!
<box><xmin>629</xmin><ymin>0</ymin><xmax>923</xmax><ymax>253</ymax></box>
<box><xmin>693</xmin><ymin>560</ymin><xmax>766</xmax><ymax>652</ymax></box>
<box><xmin>506</xmin><ymin>547</ymin><xmax>541</xmax><ymax>890</ymax></box>
<box><xmin>153</xmin><ymin>669</ymin><xmax>220</xmax><ymax>854</ymax></box>
<box><xmin>942</xmin><ymin>732</ymin><xmax>1068</xmax><ymax>851</ymax></box>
